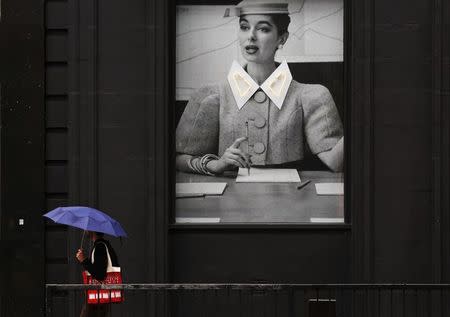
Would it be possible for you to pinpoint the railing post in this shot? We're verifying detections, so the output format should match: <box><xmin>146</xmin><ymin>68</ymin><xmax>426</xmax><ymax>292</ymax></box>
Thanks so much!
<box><xmin>288</xmin><ymin>288</ymin><xmax>296</xmax><ymax>317</ymax></box>
<box><xmin>45</xmin><ymin>285</ymin><xmax>52</xmax><ymax>317</ymax></box>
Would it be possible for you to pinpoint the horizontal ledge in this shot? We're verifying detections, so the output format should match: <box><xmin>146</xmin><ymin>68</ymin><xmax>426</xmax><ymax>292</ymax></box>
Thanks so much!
<box><xmin>46</xmin><ymin>127</ymin><xmax>68</xmax><ymax>132</ymax></box>
<box><xmin>46</xmin><ymin>283</ymin><xmax>450</xmax><ymax>291</ymax></box>
<box><xmin>45</xmin><ymin>94</ymin><xmax>68</xmax><ymax>99</ymax></box>
<box><xmin>46</xmin><ymin>27</ymin><xmax>69</xmax><ymax>31</ymax></box>
<box><xmin>45</xmin><ymin>192</ymin><xmax>68</xmax><ymax>197</ymax></box>
<box><xmin>46</xmin><ymin>29</ymin><xmax>68</xmax><ymax>35</ymax></box>
<box><xmin>46</xmin><ymin>160</ymin><xmax>68</xmax><ymax>166</ymax></box>
<box><xmin>44</xmin><ymin>222</ymin><xmax>68</xmax><ymax>229</ymax></box>
<box><xmin>46</xmin><ymin>61</ymin><xmax>68</xmax><ymax>66</ymax></box>
<box><xmin>45</xmin><ymin>257</ymin><xmax>68</xmax><ymax>265</ymax></box>
<box><xmin>169</xmin><ymin>223</ymin><xmax>351</xmax><ymax>231</ymax></box>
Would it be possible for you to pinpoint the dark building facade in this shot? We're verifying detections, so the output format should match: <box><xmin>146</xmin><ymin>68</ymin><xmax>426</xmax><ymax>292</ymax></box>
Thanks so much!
<box><xmin>0</xmin><ymin>0</ymin><xmax>449</xmax><ymax>315</ymax></box>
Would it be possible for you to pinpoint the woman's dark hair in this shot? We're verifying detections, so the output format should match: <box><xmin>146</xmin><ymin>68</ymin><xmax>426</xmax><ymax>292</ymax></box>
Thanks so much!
<box><xmin>271</xmin><ymin>14</ymin><xmax>291</xmax><ymax>35</ymax></box>
<box><xmin>95</xmin><ymin>232</ymin><xmax>105</xmax><ymax>237</ymax></box>
<box><xmin>239</xmin><ymin>15</ymin><xmax>291</xmax><ymax>36</ymax></box>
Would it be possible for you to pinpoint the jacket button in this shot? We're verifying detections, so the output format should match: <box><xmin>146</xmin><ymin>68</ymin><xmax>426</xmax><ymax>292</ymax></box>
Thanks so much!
<box><xmin>253</xmin><ymin>91</ymin><xmax>267</xmax><ymax>103</ymax></box>
<box><xmin>254</xmin><ymin>117</ymin><xmax>266</xmax><ymax>128</ymax></box>
<box><xmin>253</xmin><ymin>142</ymin><xmax>266</xmax><ymax>154</ymax></box>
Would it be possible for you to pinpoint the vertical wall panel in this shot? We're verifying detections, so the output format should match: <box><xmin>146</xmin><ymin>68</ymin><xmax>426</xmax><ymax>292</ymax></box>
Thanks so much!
<box><xmin>46</xmin><ymin>31</ymin><xmax>68</xmax><ymax>62</ymax></box>
<box><xmin>46</xmin><ymin>97</ymin><xmax>68</xmax><ymax>128</ymax></box>
<box><xmin>45</xmin><ymin>1</ymin><xmax>70</xmax><ymax>304</ymax></box>
<box><xmin>65</xmin><ymin>0</ymin><xmax>170</xmax><ymax>315</ymax></box>
<box><xmin>46</xmin><ymin>131</ymin><xmax>68</xmax><ymax>161</ymax></box>
<box><xmin>46</xmin><ymin>1</ymin><xmax>68</xmax><ymax>29</ymax></box>
<box><xmin>351</xmin><ymin>0</ymin><xmax>450</xmax><ymax>284</ymax></box>
<box><xmin>44</xmin><ymin>13</ymin><xmax>70</xmax><ymax>310</ymax></box>
<box><xmin>0</xmin><ymin>0</ymin><xmax>46</xmax><ymax>315</ymax></box>
<box><xmin>373</xmin><ymin>0</ymin><xmax>433</xmax><ymax>282</ymax></box>
<box><xmin>46</xmin><ymin>65</ymin><xmax>68</xmax><ymax>95</ymax></box>
<box><xmin>46</xmin><ymin>165</ymin><xmax>69</xmax><ymax>193</ymax></box>
<box><xmin>350</xmin><ymin>0</ymin><xmax>376</xmax><ymax>282</ymax></box>
<box><xmin>442</xmin><ymin>0</ymin><xmax>450</xmax><ymax>283</ymax></box>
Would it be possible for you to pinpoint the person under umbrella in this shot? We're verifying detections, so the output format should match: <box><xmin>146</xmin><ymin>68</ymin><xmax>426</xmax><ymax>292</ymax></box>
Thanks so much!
<box><xmin>76</xmin><ymin>231</ymin><xmax>120</xmax><ymax>317</ymax></box>
<box><xmin>43</xmin><ymin>206</ymin><xmax>126</xmax><ymax>317</ymax></box>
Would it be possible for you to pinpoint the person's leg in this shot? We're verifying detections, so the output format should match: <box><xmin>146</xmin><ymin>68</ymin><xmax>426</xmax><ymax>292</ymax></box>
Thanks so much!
<box><xmin>79</xmin><ymin>304</ymin><xmax>87</xmax><ymax>317</ymax></box>
<box><xmin>79</xmin><ymin>300</ymin><xmax>111</xmax><ymax>317</ymax></box>
<box><xmin>95</xmin><ymin>304</ymin><xmax>110</xmax><ymax>317</ymax></box>
<box><xmin>80</xmin><ymin>304</ymin><xmax>102</xmax><ymax>317</ymax></box>
<box><xmin>86</xmin><ymin>304</ymin><xmax>110</xmax><ymax>317</ymax></box>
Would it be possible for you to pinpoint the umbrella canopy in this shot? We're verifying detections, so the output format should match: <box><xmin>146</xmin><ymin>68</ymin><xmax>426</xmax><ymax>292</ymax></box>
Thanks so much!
<box><xmin>43</xmin><ymin>206</ymin><xmax>127</xmax><ymax>237</ymax></box>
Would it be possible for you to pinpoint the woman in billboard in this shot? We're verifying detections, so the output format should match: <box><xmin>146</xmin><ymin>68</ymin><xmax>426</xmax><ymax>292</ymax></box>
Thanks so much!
<box><xmin>176</xmin><ymin>0</ymin><xmax>344</xmax><ymax>175</ymax></box>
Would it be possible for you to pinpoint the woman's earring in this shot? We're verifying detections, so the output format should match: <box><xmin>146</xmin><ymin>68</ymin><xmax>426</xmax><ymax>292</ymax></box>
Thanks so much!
<box><xmin>278</xmin><ymin>44</ymin><xmax>283</xmax><ymax>50</ymax></box>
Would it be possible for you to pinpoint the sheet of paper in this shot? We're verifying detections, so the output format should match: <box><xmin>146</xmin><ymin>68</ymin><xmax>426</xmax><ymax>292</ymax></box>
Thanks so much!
<box><xmin>176</xmin><ymin>182</ymin><xmax>227</xmax><ymax>197</ymax></box>
<box><xmin>236</xmin><ymin>168</ymin><xmax>301</xmax><ymax>183</ymax></box>
<box><xmin>315</xmin><ymin>183</ymin><xmax>344</xmax><ymax>195</ymax></box>
<box><xmin>310</xmin><ymin>217</ymin><xmax>344</xmax><ymax>223</ymax></box>
<box><xmin>176</xmin><ymin>217</ymin><xmax>221</xmax><ymax>223</ymax></box>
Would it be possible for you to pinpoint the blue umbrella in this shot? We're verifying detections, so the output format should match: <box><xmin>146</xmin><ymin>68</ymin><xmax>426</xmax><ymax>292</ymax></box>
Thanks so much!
<box><xmin>43</xmin><ymin>206</ymin><xmax>127</xmax><ymax>243</ymax></box>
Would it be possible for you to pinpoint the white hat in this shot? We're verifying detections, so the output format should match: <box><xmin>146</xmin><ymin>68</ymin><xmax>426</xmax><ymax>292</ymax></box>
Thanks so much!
<box><xmin>224</xmin><ymin>0</ymin><xmax>289</xmax><ymax>17</ymax></box>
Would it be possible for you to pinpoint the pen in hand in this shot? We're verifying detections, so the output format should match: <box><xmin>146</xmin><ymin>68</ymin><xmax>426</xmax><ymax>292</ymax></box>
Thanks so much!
<box><xmin>245</xmin><ymin>121</ymin><xmax>250</xmax><ymax>176</ymax></box>
<box><xmin>297</xmin><ymin>180</ymin><xmax>311</xmax><ymax>190</ymax></box>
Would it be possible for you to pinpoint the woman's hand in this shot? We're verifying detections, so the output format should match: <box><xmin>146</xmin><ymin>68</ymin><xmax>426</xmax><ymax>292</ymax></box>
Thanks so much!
<box><xmin>76</xmin><ymin>249</ymin><xmax>86</xmax><ymax>263</ymax></box>
<box><xmin>206</xmin><ymin>137</ymin><xmax>251</xmax><ymax>174</ymax></box>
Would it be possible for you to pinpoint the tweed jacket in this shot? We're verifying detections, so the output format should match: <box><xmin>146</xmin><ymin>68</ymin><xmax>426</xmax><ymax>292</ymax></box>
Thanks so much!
<box><xmin>176</xmin><ymin>70</ymin><xmax>343</xmax><ymax>166</ymax></box>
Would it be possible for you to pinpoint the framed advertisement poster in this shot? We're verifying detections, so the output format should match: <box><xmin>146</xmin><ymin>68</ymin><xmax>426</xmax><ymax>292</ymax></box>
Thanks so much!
<box><xmin>173</xmin><ymin>0</ymin><xmax>345</xmax><ymax>224</ymax></box>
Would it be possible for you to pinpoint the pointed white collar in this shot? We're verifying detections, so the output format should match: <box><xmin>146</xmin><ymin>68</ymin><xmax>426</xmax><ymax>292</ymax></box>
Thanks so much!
<box><xmin>227</xmin><ymin>60</ymin><xmax>292</xmax><ymax>110</ymax></box>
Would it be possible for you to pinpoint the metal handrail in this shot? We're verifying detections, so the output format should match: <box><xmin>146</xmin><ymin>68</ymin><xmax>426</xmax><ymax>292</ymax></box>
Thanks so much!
<box><xmin>46</xmin><ymin>283</ymin><xmax>450</xmax><ymax>291</ymax></box>
<box><xmin>46</xmin><ymin>283</ymin><xmax>450</xmax><ymax>317</ymax></box>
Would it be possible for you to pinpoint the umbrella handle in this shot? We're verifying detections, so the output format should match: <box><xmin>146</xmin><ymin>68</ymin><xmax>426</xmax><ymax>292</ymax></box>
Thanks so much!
<box><xmin>80</xmin><ymin>230</ymin><xmax>86</xmax><ymax>249</ymax></box>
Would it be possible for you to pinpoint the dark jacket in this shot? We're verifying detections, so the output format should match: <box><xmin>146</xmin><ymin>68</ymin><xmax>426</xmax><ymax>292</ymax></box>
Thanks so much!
<box><xmin>81</xmin><ymin>238</ymin><xmax>119</xmax><ymax>281</ymax></box>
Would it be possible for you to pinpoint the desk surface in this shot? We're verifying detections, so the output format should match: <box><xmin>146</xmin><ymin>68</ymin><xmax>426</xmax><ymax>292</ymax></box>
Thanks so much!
<box><xmin>176</xmin><ymin>171</ymin><xmax>344</xmax><ymax>223</ymax></box>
